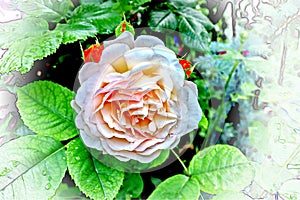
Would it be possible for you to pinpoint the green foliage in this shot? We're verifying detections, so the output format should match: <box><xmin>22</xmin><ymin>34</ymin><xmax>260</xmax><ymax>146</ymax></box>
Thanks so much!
<box><xmin>56</xmin><ymin>22</ymin><xmax>98</xmax><ymax>44</ymax></box>
<box><xmin>148</xmin><ymin>175</ymin><xmax>200</xmax><ymax>200</ymax></box>
<box><xmin>116</xmin><ymin>173</ymin><xmax>144</xmax><ymax>199</ymax></box>
<box><xmin>66</xmin><ymin>138</ymin><xmax>124</xmax><ymax>200</ymax></box>
<box><xmin>0</xmin><ymin>135</ymin><xmax>67</xmax><ymax>200</ymax></box>
<box><xmin>148</xmin><ymin>1</ymin><xmax>213</xmax><ymax>52</ymax></box>
<box><xmin>188</xmin><ymin>145</ymin><xmax>254</xmax><ymax>194</ymax></box>
<box><xmin>149</xmin><ymin>11</ymin><xmax>178</xmax><ymax>31</ymax></box>
<box><xmin>0</xmin><ymin>17</ymin><xmax>63</xmax><ymax>74</ymax></box>
<box><xmin>51</xmin><ymin>182</ymin><xmax>88</xmax><ymax>200</ymax></box>
<box><xmin>16</xmin><ymin>81</ymin><xmax>77</xmax><ymax>141</ymax></box>
<box><xmin>0</xmin><ymin>0</ymin><xmax>121</xmax><ymax>74</ymax></box>
<box><xmin>115</xmin><ymin>20</ymin><xmax>135</xmax><ymax>37</ymax></box>
<box><xmin>68</xmin><ymin>4</ymin><xmax>121</xmax><ymax>34</ymax></box>
<box><xmin>211</xmin><ymin>191</ymin><xmax>252</xmax><ymax>200</ymax></box>
<box><xmin>9</xmin><ymin>0</ymin><xmax>74</xmax><ymax>22</ymax></box>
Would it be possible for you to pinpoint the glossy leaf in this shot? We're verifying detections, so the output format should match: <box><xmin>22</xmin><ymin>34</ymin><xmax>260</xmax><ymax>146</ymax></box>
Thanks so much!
<box><xmin>116</xmin><ymin>173</ymin><xmax>144</xmax><ymax>199</ymax></box>
<box><xmin>148</xmin><ymin>174</ymin><xmax>200</xmax><ymax>200</ymax></box>
<box><xmin>0</xmin><ymin>135</ymin><xmax>67</xmax><ymax>200</ymax></box>
<box><xmin>66</xmin><ymin>138</ymin><xmax>124</xmax><ymax>200</ymax></box>
<box><xmin>56</xmin><ymin>22</ymin><xmax>98</xmax><ymax>44</ymax></box>
<box><xmin>149</xmin><ymin>11</ymin><xmax>178</xmax><ymax>31</ymax></box>
<box><xmin>69</xmin><ymin>4</ymin><xmax>121</xmax><ymax>34</ymax></box>
<box><xmin>178</xmin><ymin>17</ymin><xmax>209</xmax><ymax>52</ymax></box>
<box><xmin>9</xmin><ymin>0</ymin><xmax>74</xmax><ymax>22</ymax></box>
<box><xmin>168</xmin><ymin>0</ymin><xmax>198</xmax><ymax>8</ymax></box>
<box><xmin>179</xmin><ymin>7</ymin><xmax>214</xmax><ymax>30</ymax></box>
<box><xmin>16</xmin><ymin>81</ymin><xmax>77</xmax><ymax>141</ymax></box>
<box><xmin>0</xmin><ymin>30</ymin><xmax>63</xmax><ymax>74</ymax></box>
<box><xmin>189</xmin><ymin>145</ymin><xmax>254</xmax><ymax>194</ymax></box>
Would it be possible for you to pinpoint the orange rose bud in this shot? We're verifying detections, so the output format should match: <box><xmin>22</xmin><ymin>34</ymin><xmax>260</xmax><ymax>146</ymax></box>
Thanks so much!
<box><xmin>83</xmin><ymin>44</ymin><xmax>104</xmax><ymax>63</ymax></box>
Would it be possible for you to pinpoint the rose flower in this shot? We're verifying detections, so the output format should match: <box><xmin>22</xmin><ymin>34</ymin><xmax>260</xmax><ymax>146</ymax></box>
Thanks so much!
<box><xmin>72</xmin><ymin>31</ymin><xmax>202</xmax><ymax>164</ymax></box>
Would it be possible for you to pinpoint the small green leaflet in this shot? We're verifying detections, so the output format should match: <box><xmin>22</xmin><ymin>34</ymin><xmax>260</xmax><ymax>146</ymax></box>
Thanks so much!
<box><xmin>149</xmin><ymin>11</ymin><xmax>178</xmax><ymax>31</ymax></box>
<box><xmin>16</xmin><ymin>81</ymin><xmax>78</xmax><ymax>141</ymax></box>
<box><xmin>9</xmin><ymin>0</ymin><xmax>74</xmax><ymax>22</ymax></box>
<box><xmin>66</xmin><ymin>138</ymin><xmax>124</xmax><ymax>200</ymax></box>
<box><xmin>188</xmin><ymin>145</ymin><xmax>255</xmax><ymax>194</ymax></box>
<box><xmin>0</xmin><ymin>135</ymin><xmax>67</xmax><ymax>200</ymax></box>
<box><xmin>116</xmin><ymin>173</ymin><xmax>144</xmax><ymax>199</ymax></box>
<box><xmin>148</xmin><ymin>174</ymin><xmax>200</xmax><ymax>200</ymax></box>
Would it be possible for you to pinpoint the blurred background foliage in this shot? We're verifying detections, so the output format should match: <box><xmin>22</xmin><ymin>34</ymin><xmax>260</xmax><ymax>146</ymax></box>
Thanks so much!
<box><xmin>0</xmin><ymin>0</ymin><xmax>300</xmax><ymax>199</ymax></box>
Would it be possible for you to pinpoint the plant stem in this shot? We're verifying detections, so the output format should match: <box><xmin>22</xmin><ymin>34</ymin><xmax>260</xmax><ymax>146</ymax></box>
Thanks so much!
<box><xmin>171</xmin><ymin>149</ymin><xmax>189</xmax><ymax>176</ymax></box>
<box><xmin>202</xmin><ymin>61</ymin><xmax>239</xmax><ymax>148</ymax></box>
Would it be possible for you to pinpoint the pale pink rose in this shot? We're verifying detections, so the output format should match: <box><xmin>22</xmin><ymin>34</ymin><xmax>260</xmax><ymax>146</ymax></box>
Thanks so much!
<box><xmin>72</xmin><ymin>31</ymin><xmax>202</xmax><ymax>163</ymax></box>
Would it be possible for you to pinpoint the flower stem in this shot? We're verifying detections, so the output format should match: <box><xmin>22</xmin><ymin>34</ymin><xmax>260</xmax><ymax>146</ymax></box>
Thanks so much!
<box><xmin>171</xmin><ymin>149</ymin><xmax>189</xmax><ymax>176</ymax></box>
<box><xmin>202</xmin><ymin>60</ymin><xmax>239</xmax><ymax>148</ymax></box>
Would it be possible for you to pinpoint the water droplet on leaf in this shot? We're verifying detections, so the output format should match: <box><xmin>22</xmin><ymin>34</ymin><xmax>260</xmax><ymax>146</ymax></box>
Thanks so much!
<box><xmin>45</xmin><ymin>183</ymin><xmax>51</xmax><ymax>190</ymax></box>
<box><xmin>42</xmin><ymin>169</ymin><xmax>47</xmax><ymax>176</ymax></box>
<box><xmin>75</xmin><ymin>156</ymin><xmax>80</xmax><ymax>160</ymax></box>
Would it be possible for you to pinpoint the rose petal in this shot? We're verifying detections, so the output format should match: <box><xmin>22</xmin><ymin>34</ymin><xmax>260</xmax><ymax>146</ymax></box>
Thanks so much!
<box><xmin>104</xmin><ymin>31</ymin><xmax>134</xmax><ymax>49</ymax></box>
<box><xmin>135</xmin><ymin>35</ymin><xmax>165</xmax><ymax>47</ymax></box>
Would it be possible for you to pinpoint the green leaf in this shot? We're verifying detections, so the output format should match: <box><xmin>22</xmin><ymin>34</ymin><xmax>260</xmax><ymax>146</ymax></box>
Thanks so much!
<box><xmin>116</xmin><ymin>173</ymin><xmax>144</xmax><ymax>199</ymax></box>
<box><xmin>69</xmin><ymin>4</ymin><xmax>122</xmax><ymax>34</ymax></box>
<box><xmin>9</xmin><ymin>0</ymin><xmax>74</xmax><ymax>22</ymax></box>
<box><xmin>211</xmin><ymin>191</ymin><xmax>252</xmax><ymax>200</ymax></box>
<box><xmin>168</xmin><ymin>0</ymin><xmax>198</xmax><ymax>8</ymax></box>
<box><xmin>56</xmin><ymin>22</ymin><xmax>98</xmax><ymax>44</ymax></box>
<box><xmin>66</xmin><ymin>138</ymin><xmax>124</xmax><ymax>200</ymax></box>
<box><xmin>189</xmin><ymin>145</ymin><xmax>254</xmax><ymax>194</ymax></box>
<box><xmin>0</xmin><ymin>29</ymin><xmax>63</xmax><ymax>74</ymax></box>
<box><xmin>0</xmin><ymin>17</ymin><xmax>48</xmax><ymax>48</ymax></box>
<box><xmin>148</xmin><ymin>174</ymin><xmax>200</xmax><ymax>200</ymax></box>
<box><xmin>16</xmin><ymin>81</ymin><xmax>77</xmax><ymax>141</ymax></box>
<box><xmin>79</xmin><ymin>0</ymin><xmax>103</xmax><ymax>5</ymax></box>
<box><xmin>0</xmin><ymin>135</ymin><xmax>67</xmax><ymax>199</ymax></box>
<box><xmin>149</xmin><ymin>11</ymin><xmax>178</xmax><ymax>31</ymax></box>
<box><xmin>131</xmin><ymin>0</ymin><xmax>151</xmax><ymax>7</ymax></box>
<box><xmin>51</xmin><ymin>182</ymin><xmax>88</xmax><ymax>200</ymax></box>
<box><xmin>249</xmin><ymin>121</ymin><xmax>271</xmax><ymax>153</ymax></box>
<box><xmin>179</xmin><ymin>7</ymin><xmax>214</xmax><ymax>30</ymax></box>
<box><xmin>178</xmin><ymin>16</ymin><xmax>209</xmax><ymax>52</ymax></box>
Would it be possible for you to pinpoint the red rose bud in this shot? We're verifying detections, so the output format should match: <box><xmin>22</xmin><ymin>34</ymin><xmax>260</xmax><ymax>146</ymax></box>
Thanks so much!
<box><xmin>179</xmin><ymin>59</ymin><xmax>193</xmax><ymax>78</ymax></box>
<box><xmin>179</xmin><ymin>59</ymin><xmax>191</xmax><ymax>70</ymax></box>
<box><xmin>186</xmin><ymin>70</ymin><xmax>192</xmax><ymax>78</ymax></box>
<box><xmin>83</xmin><ymin>44</ymin><xmax>104</xmax><ymax>63</ymax></box>
<box><xmin>115</xmin><ymin>20</ymin><xmax>135</xmax><ymax>37</ymax></box>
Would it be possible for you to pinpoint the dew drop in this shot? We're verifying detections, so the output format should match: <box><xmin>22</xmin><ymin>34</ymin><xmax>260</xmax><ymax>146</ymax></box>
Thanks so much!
<box><xmin>45</xmin><ymin>183</ymin><xmax>51</xmax><ymax>190</ymax></box>
<box><xmin>75</xmin><ymin>156</ymin><xmax>80</xmax><ymax>160</ymax></box>
<box><xmin>0</xmin><ymin>167</ymin><xmax>10</xmax><ymax>177</ymax></box>
<box><xmin>12</xmin><ymin>160</ymin><xmax>19</xmax><ymax>167</ymax></box>
<box><xmin>37</xmin><ymin>70</ymin><xmax>42</xmax><ymax>77</ymax></box>
<box><xmin>42</xmin><ymin>169</ymin><xmax>47</xmax><ymax>176</ymax></box>
<box><xmin>75</xmin><ymin>147</ymin><xmax>79</xmax><ymax>150</ymax></box>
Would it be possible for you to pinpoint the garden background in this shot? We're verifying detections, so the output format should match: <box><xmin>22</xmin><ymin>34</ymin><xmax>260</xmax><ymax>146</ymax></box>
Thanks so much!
<box><xmin>0</xmin><ymin>0</ymin><xmax>300</xmax><ymax>199</ymax></box>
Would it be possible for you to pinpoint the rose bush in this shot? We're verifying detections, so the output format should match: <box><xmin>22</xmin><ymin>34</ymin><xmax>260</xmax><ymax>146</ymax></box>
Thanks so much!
<box><xmin>72</xmin><ymin>31</ymin><xmax>202</xmax><ymax>165</ymax></box>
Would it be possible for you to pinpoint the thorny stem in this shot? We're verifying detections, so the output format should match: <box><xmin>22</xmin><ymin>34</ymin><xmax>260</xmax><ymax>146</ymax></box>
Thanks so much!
<box><xmin>171</xmin><ymin>149</ymin><xmax>189</xmax><ymax>176</ymax></box>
